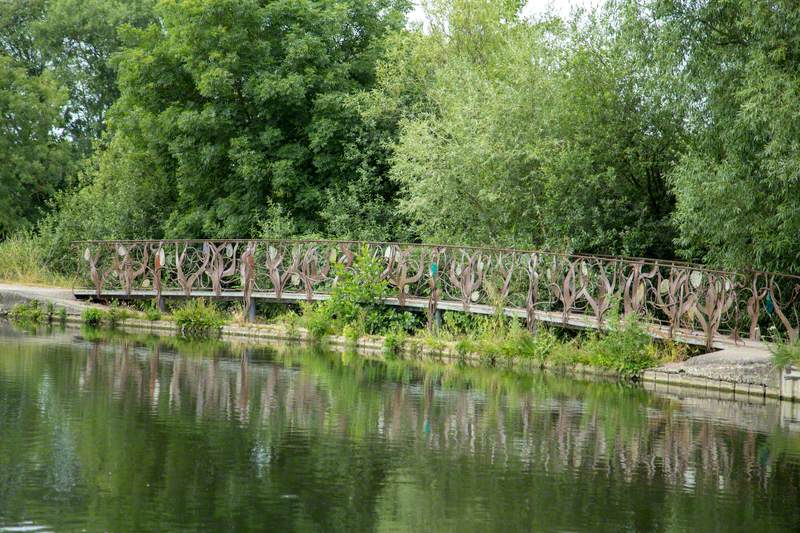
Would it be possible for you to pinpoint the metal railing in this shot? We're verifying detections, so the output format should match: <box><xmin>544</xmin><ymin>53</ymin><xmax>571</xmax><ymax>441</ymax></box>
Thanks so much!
<box><xmin>72</xmin><ymin>239</ymin><xmax>800</xmax><ymax>348</ymax></box>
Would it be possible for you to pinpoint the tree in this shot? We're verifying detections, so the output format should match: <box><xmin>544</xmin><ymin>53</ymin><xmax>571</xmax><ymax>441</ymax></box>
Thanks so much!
<box><xmin>0</xmin><ymin>55</ymin><xmax>72</xmax><ymax>237</ymax></box>
<box><xmin>63</xmin><ymin>0</ymin><xmax>411</xmax><ymax>239</ymax></box>
<box><xmin>0</xmin><ymin>0</ymin><xmax>157</xmax><ymax>156</ymax></box>
<box><xmin>389</xmin><ymin>0</ymin><xmax>683</xmax><ymax>256</ymax></box>
<box><xmin>656</xmin><ymin>0</ymin><xmax>800</xmax><ymax>271</ymax></box>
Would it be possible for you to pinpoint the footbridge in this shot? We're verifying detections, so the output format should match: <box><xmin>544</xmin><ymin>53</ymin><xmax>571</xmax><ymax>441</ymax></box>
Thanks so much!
<box><xmin>72</xmin><ymin>240</ymin><xmax>800</xmax><ymax>350</ymax></box>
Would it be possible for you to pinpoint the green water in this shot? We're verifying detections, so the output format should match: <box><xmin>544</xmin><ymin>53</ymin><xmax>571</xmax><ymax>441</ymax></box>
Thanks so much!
<box><xmin>1</xmin><ymin>325</ymin><xmax>799</xmax><ymax>532</ymax></box>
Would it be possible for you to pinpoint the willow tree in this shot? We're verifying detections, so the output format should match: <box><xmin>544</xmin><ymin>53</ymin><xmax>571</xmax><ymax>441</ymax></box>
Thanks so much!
<box><xmin>658</xmin><ymin>0</ymin><xmax>800</xmax><ymax>272</ymax></box>
<box><xmin>389</xmin><ymin>0</ymin><xmax>684</xmax><ymax>257</ymax></box>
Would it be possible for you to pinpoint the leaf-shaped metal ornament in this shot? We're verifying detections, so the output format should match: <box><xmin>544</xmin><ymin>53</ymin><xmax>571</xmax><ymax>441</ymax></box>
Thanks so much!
<box><xmin>117</xmin><ymin>245</ymin><xmax>127</xmax><ymax>256</ymax></box>
<box><xmin>471</xmin><ymin>290</ymin><xmax>480</xmax><ymax>302</ymax></box>
<box><xmin>636</xmin><ymin>283</ymin><xmax>645</xmax><ymax>302</ymax></box>
<box><xmin>158</xmin><ymin>248</ymin><xmax>166</xmax><ymax>267</ymax></box>
<box><xmin>724</xmin><ymin>279</ymin><xmax>732</xmax><ymax>291</ymax></box>
<box><xmin>142</xmin><ymin>278</ymin><xmax>151</xmax><ymax>288</ymax></box>
<box><xmin>384</xmin><ymin>246</ymin><xmax>392</xmax><ymax>259</ymax></box>
<box><xmin>690</xmin><ymin>271</ymin><xmax>702</xmax><ymax>288</ymax></box>
<box><xmin>83</xmin><ymin>248</ymin><xmax>91</xmax><ymax>262</ymax></box>
<box><xmin>659</xmin><ymin>279</ymin><xmax>670</xmax><ymax>295</ymax></box>
<box><xmin>580</xmin><ymin>262</ymin><xmax>588</xmax><ymax>276</ymax></box>
<box><xmin>329</xmin><ymin>248</ymin><xmax>337</xmax><ymax>263</ymax></box>
<box><xmin>455</xmin><ymin>264</ymin><xmax>462</xmax><ymax>276</ymax></box>
<box><xmin>291</xmin><ymin>274</ymin><xmax>300</xmax><ymax>286</ymax></box>
<box><xmin>202</xmin><ymin>242</ymin><xmax>210</xmax><ymax>254</ymax></box>
<box><xmin>226</xmin><ymin>243</ymin><xmax>234</xmax><ymax>257</ymax></box>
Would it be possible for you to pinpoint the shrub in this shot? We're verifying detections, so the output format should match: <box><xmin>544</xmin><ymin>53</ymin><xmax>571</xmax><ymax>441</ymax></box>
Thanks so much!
<box><xmin>105</xmin><ymin>301</ymin><xmax>130</xmax><ymax>327</ymax></box>
<box><xmin>144</xmin><ymin>305</ymin><xmax>162</xmax><ymax>321</ymax></box>
<box><xmin>57</xmin><ymin>307</ymin><xmax>67</xmax><ymax>323</ymax></box>
<box><xmin>302</xmin><ymin>302</ymin><xmax>333</xmax><ymax>340</ymax></box>
<box><xmin>383</xmin><ymin>330</ymin><xmax>406</xmax><ymax>358</ymax></box>
<box><xmin>772</xmin><ymin>341</ymin><xmax>800</xmax><ymax>369</ymax></box>
<box><xmin>324</xmin><ymin>247</ymin><xmax>389</xmax><ymax>333</ymax></box>
<box><xmin>342</xmin><ymin>323</ymin><xmax>360</xmax><ymax>347</ymax></box>
<box><xmin>82</xmin><ymin>308</ymin><xmax>103</xmax><ymax>327</ymax></box>
<box><xmin>172</xmin><ymin>299</ymin><xmax>226</xmax><ymax>337</ymax></box>
<box><xmin>455</xmin><ymin>338</ymin><xmax>476</xmax><ymax>359</ymax></box>
<box><xmin>8</xmin><ymin>300</ymin><xmax>45</xmax><ymax>324</ymax></box>
<box><xmin>584</xmin><ymin>314</ymin><xmax>655</xmax><ymax>377</ymax></box>
<box><xmin>280</xmin><ymin>309</ymin><xmax>300</xmax><ymax>338</ymax></box>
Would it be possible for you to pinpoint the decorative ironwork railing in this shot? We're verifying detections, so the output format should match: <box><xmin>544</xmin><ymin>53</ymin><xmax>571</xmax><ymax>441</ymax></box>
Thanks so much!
<box><xmin>73</xmin><ymin>240</ymin><xmax>800</xmax><ymax>347</ymax></box>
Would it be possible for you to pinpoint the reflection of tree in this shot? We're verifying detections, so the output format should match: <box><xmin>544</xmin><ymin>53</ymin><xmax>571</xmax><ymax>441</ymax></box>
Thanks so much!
<box><xmin>1</xmin><ymin>333</ymin><xmax>800</xmax><ymax>531</ymax></box>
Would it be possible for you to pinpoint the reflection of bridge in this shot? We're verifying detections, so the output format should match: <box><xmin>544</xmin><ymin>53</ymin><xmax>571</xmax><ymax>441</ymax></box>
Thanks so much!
<box><xmin>73</xmin><ymin>240</ymin><xmax>800</xmax><ymax>349</ymax></box>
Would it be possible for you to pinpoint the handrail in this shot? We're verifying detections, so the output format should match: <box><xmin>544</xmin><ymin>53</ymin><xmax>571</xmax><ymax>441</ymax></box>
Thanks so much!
<box><xmin>71</xmin><ymin>239</ymin><xmax>800</xmax><ymax>347</ymax></box>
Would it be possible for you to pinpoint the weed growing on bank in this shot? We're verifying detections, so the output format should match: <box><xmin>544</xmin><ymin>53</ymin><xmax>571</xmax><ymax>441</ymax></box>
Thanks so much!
<box><xmin>8</xmin><ymin>300</ymin><xmax>67</xmax><ymax>325</ymax></box>
<box><xmin>82</xmin><ymin>308</ymin><xmax>104</xmax><ymax>327</ymax></box>
<box><xmin>772</xmin><ymin>340</ymin><xmax>800</xmax><ymax>369</ymax></box>
<box><xmin>172</xmin><ymin>299</ymin><xmax>226</xmax><ymax>337</ymax></box>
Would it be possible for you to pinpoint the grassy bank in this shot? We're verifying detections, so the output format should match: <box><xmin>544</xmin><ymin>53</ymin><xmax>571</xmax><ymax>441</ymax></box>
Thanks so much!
<box><xmin>0</xmin><ymin>232</ymin><xmax>73</xmax><ymax>286</ymax></box>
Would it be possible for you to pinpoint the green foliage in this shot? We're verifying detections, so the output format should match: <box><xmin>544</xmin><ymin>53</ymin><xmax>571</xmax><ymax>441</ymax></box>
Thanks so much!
<box><xmin>582</xmin><ymin>315</ymin><xmax>655</xmax><ymax>377</ymax></box>
<box><xmin>172</xmin><ymin>299</ymin><xmax>225</xmax><ymax>337</ymax></box>
<box><xmin>342</xmin><ymin>324</ymin><xmax>361</xmax><ymax>347</ymax></box>
<box><xmin>326</xmin><ymin>248</ymin><xmax>390</xmax><ymax>328</ymax></box>
<box><xmin>9</xmin><ymin>301</ymin><xmax>45</xmax><ymax>324</ymax></box>
<box><xmin>772</xmin><ymin>342</ymin><xmax>800</xmax><ymax>369</ymax></box>
<box><xmin>46</xmin><ymin>0</ymin><xmax>410</xmax><ymax>242</ymax></box>
<box><xmin>388</xmin><ymin>2</ymin><xmax>682</xmax><ymax>257</ymax></box>
<box><xmin>302</xmin><ymin>302</ymin><xmax>334</xmax><ymax>341</ymax></box>
<box><xmin>82</xmin><ymin>308</ymin><xmax>103</xmax><ymax>327</ymax></box>
<box><xmin>0</xmin><ymin>56</ymin><xmax>72</xmax><ymax>237</ymax></box>
<box><xmin>0</xmin><ymin>232</ymin><xmax>74</xmax><ymax>285</ymax></box>
<box><xmin>105</xmin><ymin>301</ymin><xmax>130</xmax><ymax>327</ymax></box>
<box><xmin>144</xmin><ymin>302</ymin><xmax>162</xmax><ymax>322</ymax></box>
<box><xmin>658</xmin><ymin>0</ymin><xmax>800</xmax><ymax>271</ymax></box>
<box><xmin>383</xmin><ymin>330</ymin><xmax>406</xmax><ymax>358</ymax></box>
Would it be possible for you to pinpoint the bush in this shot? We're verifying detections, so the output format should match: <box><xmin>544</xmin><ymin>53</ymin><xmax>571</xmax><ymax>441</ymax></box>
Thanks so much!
<box><xmin>301</xmin><ymin>302</ymin><xmax>333</xmax><ymax>340</ymax></box>
<box><xmin>583</xmin><ymin>315</ymin><xmax>655</xmax><ymax>377</ymax></box>
<box><xmin>105</xmin><ymin>301</ymin><xmax>130</xmax><ymax>327</ymax></box>
<box><xmin>299</xmin><ymin>247</ymin><xmax>424</xmax><ymax>337</ymax></box>
<box><xmin>172</xmin><ymin>299</ymin><xmax>226</xmax><ymax>337</ymax></box>
<box><xmin>8</xmin><ymin>300</ymin><xmax>45</xmax><ymax>324</ymax></box>
<box><xmin>383</xmin><ymin>330</ymin><xmax>406</xmax><ymax>358</ymax></box>
<box><xmin>342</xmin><ymin>323</ymin><xmax>361</xmax><ymax>347</ymax></box>
<box><xmin>144</xmin><ymin>305</ymin><xmax>162</xmax><ymax>321</ymax></box>
<box><xmin>324</xmin><ymin>246</ymin><xmax>389</xmax><ymax>333</ymax></box>
<box><xmin>82</xmin><ymin>308</ymin><xmax>103</xmax><ymax>327</ymax></box>
<box><xmin>772</xmin><ymin>341</ymin><xmax>800</xmax><ymax>369</ymax></box>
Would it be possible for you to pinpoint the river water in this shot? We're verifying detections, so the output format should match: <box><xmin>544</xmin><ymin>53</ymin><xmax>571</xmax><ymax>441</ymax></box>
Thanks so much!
<box><xmin>1</xmin><ymin>324</ymin><xmax>799</xmax><ymax>532</ymax></box>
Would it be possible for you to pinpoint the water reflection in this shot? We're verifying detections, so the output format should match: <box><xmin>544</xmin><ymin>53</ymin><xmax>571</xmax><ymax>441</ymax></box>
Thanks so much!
<box><xmin>1</xmin><ymin>328</ymin><xmax>799</xmax><ymax>532</ymax></box>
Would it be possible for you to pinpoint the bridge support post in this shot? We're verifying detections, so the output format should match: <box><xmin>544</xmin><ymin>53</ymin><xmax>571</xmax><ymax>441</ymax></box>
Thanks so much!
<box><xmin>157</xmin><ymin>296</ymin><xmax>165</xmax><ymax>313</ymax></box>
<box><xmin>434</xmin><ymin>309</ymin><xmax>442</xmax><ymax>332</ymax></box>
<box><xmin>247</xmin><ymin>301</ymin><xmax>256</xmax><ymax>323</ymax></box>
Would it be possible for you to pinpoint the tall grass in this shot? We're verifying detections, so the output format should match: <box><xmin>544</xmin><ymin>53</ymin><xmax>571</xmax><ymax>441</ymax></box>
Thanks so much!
<box><xmin>0</xmin><ymin>232</ymin><xmax>72</xmax><ymax>286</ymax></box>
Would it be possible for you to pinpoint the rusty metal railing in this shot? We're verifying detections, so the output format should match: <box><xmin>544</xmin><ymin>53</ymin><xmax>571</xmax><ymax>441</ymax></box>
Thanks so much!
<box><xmin>72</xmin><ymin>239</ymin><xmax>800</xmax><ymax>348</ymax></box>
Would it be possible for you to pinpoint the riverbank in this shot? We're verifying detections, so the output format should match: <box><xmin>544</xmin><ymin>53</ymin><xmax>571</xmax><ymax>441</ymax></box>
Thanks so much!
<box><xmin>0</xmin><ymin>282</ymin><xmax>791</xmax><ymax>402</ymax></box>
